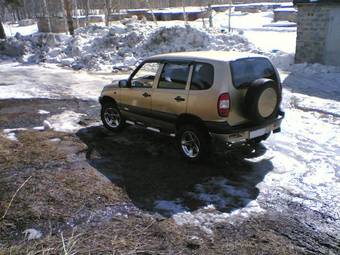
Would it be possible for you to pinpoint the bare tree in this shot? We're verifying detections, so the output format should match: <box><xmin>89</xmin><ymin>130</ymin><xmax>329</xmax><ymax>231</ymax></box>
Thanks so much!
<box><xmin>182</xmin><ymin>0</ymin><xmax>188</xmax><ymax>25</ymax></box>
<box><xmin>105</xmin><ymin>0</ymin><xmax>112</xmax><ymax>26</ymax></box>
<box><xmin>73</xmin><ymin>0</ymin><xmax>79</xmax><ymax>28</ymax></box>
<box><xmin>64</xmin><ymin>0</ymin><xmax>74</xmax><ymax>35</ymax></box>
<box><xmin>208</xmin><ymin>3</ymin><xmax>213</xmax><ymax>28</ymax></box>
<box><xmin>146</xmin><ymin>0</ymin><xmax>158</xmax><ymax>25</ymax></box>
<box><xmin>85</xmin><ymin>0</ymin><xmax>90</xmax><ymax>26</ymax></box>
<box><xmin>228</xmin><ymin>0</ymin><xmax>233</xmax><ymax>32</ymax></box>
<box><xmin>0</xmin><ymin>17</ymin><xmax>6</xmax><ymax>39</ymax></box>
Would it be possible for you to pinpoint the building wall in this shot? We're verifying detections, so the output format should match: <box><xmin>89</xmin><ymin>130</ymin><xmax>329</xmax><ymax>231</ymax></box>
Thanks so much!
<box><xmin>295</xmin><ymin>4</ymin><xmax>331</xmax><ymax>64</ymax></box>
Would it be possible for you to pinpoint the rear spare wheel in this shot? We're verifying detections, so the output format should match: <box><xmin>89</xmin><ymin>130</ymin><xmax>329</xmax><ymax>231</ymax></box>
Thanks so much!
<box><xmin>244</xmin><ymin>78</ymin><xmax>280</xmax><ymax>123</ymax></box>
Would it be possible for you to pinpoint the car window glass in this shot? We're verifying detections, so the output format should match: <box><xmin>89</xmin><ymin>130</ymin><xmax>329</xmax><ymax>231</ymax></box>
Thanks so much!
<box><xmin>131</xmin><ymin>62</ymin><xmax>160</xmax><ymax>88</ymax></box>
<box><xmin>230</xmin><ymin>58</ymin><xmax>278</xmax><ymax>88</ymax></box>
<box><xmin>190</xmin><ymin>63</ymin><xmax>214</xmax><ymax>90</ymax></box>
<box><xmin>158</xmin><ymin>63</ymin><xmax>190</xmax><ymax>90</ymax></box>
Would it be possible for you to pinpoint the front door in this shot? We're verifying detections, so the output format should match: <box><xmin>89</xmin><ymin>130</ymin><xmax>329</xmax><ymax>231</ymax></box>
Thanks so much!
<box><xmin>119</xmin><ymin>62</ymin><xmax>160</xmax><ymax>122</ymax></box>
<box><xmin>152</xmin><ymin>62</ymin><xmax>191</xmax><ymax>124</ymax></box>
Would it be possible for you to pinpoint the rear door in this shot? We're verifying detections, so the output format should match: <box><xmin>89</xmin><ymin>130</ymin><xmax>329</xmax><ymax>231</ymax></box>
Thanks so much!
<box><xmin>151</xmin><ymin>62</ymin><xmax>192</xmax><ymax>123</ymax></box>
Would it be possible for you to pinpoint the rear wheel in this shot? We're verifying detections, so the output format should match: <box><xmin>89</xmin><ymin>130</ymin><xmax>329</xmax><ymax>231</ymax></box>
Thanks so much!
<box><xmin>177</xmin><ymin>125</ymin><xmax>211</xmax><ymax>161</ymax></box>
<box><xmin>101</xmin><ymin>103</ymin><xmax>125</xmax><ymax>132</ymax></box>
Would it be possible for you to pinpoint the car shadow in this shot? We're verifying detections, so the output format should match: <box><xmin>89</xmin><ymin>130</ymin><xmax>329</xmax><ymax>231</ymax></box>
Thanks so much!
<box><xmin>77</xmin><ymin>125</ymin><xmax>273</xmax><ymax>217</ymax></box>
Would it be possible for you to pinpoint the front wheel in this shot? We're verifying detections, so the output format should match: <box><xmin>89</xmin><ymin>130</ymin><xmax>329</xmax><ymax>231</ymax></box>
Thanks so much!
<box><xmin>177</xmin><ymin>125</ymin><xmax>211</xmax><ymax>161</ymax></box>
<box><xmin>101</xmin><ymin>103</ymin><xmax>125</xmax><ymax>132</ymax></box>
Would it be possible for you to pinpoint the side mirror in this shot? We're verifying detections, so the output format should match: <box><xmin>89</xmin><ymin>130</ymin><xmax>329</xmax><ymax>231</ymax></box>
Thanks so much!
<box><xmin>118</xmin><ymin>79</ymin><xmax>129</xmax><ymax>88</ymax></box>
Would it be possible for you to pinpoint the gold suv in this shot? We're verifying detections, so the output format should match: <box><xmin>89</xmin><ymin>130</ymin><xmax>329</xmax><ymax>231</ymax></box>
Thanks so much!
<box><xmin>99</xmin><ymin>51</ymin><xmax>284</xmax><ymax>161</ymax></box>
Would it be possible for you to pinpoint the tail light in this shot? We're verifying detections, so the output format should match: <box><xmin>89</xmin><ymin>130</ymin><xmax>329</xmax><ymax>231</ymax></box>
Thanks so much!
<box><xmin>218</xmin><ymin>93</ymin><xmax>230</xmax><ymax>117</ymax></box>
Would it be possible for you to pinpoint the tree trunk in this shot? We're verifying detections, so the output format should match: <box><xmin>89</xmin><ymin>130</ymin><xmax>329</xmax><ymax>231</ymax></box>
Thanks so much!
<box><xmin>64</xmin><ymin>0</ymin><xmax>74</xmax><ymax>36</ymax></box>
<box><xmin>182</xmin><ymin>0</ymin><xmax>188</xmax><ymax>25</ymax></box>
<box><xmin>0</xmin><ymin>19</ymin><xmax>6</xmax><ymax>39</ymax></box>
<box><xmin>208</xmin><ymin>4</ymin><xmax>213</xmax><ymax>28</ymax></box>
<box><xmin>105</xmin><ymin>0</ymin><xmax>112</xmax><ymax>26</ymax></box>
<box><xmin>85</xmin><ymin>0</ymin><xmax>90</xmax><ymax>26</ymax></box>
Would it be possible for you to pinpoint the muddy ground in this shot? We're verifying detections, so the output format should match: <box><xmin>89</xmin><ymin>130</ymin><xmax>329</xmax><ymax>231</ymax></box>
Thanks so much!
<box><xmin>0</xmin><ymin>62</ymin><xmax>339</xmax><ymax>254</ymax></box>
<box><xmin>0</xmin><ymin>97</ymin><xmax>338</xmax><ymax>255</ymax></box>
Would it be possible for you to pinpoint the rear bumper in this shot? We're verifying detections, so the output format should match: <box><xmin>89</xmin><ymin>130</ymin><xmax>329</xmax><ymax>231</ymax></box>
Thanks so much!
<box><xmin>206</xmin><ymin>110</ymin><xmax>285</xmax><ymax>143</ymax></box>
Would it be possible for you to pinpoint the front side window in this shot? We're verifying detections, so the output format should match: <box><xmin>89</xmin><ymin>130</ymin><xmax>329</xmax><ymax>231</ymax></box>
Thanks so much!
<box><xmin>190</xmin><ymin>63</ymin><xmax>214</xmax><ymax>90</ymax></box>
<box><xmin>158</xmin><ymin>63</ymin><xmax>190</xmax><ymax>90</ymax></box>
<box><xmin>230</xmin><ymin>58</ymin><xmax>278</xmax><ymax>89</ymax></box>
<box><xmin>131</xmin><ymin>62</ymin><xmax>160</xmax><ymax>88</ymax></box>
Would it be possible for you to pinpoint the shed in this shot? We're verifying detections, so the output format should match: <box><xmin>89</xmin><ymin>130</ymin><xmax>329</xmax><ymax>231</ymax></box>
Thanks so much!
<box><xmin>294</xmin><ymin>0</ymin><xmax>340</xmax><ymax>66</ymax></box>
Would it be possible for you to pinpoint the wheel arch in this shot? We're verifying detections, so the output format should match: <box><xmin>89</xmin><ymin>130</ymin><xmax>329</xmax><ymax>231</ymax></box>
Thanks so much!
<box><xmin>175</xmin><ymin>113</ymin><xmax>208</xmax><ymax>133</ymax></box>
<box><xmin>99</xmin><ymin>96</ymin><xmax>117</xmax><ymax>106</ymax></box>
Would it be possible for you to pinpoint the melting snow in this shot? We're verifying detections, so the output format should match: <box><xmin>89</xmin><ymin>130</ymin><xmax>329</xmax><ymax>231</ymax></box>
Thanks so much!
<box><xmin>46</xmin><ymin>111</ymin><xmax>86</xmax><ymax>133</ymax></box>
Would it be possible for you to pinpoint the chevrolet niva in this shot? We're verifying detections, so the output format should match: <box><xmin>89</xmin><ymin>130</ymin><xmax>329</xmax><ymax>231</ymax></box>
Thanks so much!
<box><xmin>99</xmin><ymin>51</ymin><xmax>284</xmax><ymax>161</ymax></box>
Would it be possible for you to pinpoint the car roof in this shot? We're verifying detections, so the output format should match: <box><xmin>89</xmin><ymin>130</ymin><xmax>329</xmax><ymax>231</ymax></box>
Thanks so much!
<box><xmin>146</xmin><ymin>51</ymin><xmax>266</xmax><ymax>63</ymax></box>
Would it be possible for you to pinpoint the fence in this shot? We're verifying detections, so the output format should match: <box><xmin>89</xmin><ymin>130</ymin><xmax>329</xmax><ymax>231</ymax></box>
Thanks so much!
<box><xmin>2</xmin><ymin>0</ymin><xmax>289</xmax><ymax>21</ymax></box>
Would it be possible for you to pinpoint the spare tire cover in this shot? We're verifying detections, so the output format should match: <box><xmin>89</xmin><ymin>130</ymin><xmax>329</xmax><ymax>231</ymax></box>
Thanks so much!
<box><xmin>244</xmin><ymin>78</ymin><xmax>280</xmax><ymax>122</ymax></box>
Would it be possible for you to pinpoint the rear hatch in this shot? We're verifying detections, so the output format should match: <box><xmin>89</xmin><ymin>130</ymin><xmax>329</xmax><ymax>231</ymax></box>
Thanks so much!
<box><xmin>228</xmin><ymin>57</ymin><xmax>281</xmax><ymax>126</ymax></box>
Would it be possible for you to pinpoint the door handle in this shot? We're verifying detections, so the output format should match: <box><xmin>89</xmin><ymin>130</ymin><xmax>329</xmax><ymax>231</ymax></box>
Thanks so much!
<box><xmin>174</xmin><ymin>96</ymin><xmax>185</xmax><ymax>102</ymax></box>
<box><xmin>142</xmin><ymin>92</ymin><xmax>151</xmax><ymax>98</ymax></box>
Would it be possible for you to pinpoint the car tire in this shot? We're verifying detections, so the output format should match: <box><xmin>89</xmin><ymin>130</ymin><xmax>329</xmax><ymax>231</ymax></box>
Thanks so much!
<box><xmin>177</xmin><ymin>125</ymin><xmax>211</xmax><ymax>161</ymax></box>
<box><xmin>244</xmin><ymin>78</ymin><xmax>280</xmax><ymax>123</ymax></box>
<box><xmin>101</xmin><ymin>103</ymin><xmax>125</xmax><ymax>132</ymax></box>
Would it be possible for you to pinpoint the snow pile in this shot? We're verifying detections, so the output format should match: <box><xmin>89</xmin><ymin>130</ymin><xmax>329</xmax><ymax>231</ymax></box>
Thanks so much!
<box><xmin>288</xmin><ymin>62</ymin><xmax>340</xmax><ymax>74</ymax></box>
<box><xmin>269</xmin><ymin>50</ymin><xmax>294</xmax><ymax>70</ymax></box>
<box><xmin>283</xmin><ymin>62</ymin><xmax>340</xmax><ymax>101</ymax></box>
<box><xmin>141</xmin><ymin>26</ymin><xmax>255</xmax><ymax>56</ymax></box>
<box><xmin>0</xmin><ymin>20</ymin><xmax>259</xmax><ymax>71</ymax></box>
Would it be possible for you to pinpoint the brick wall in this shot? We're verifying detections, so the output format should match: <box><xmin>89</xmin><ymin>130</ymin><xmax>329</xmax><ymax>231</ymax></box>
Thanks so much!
<box><xmin>295</xmin><ymin>4</ymin><xmax>331</xmax><ymax>64</ymax></box>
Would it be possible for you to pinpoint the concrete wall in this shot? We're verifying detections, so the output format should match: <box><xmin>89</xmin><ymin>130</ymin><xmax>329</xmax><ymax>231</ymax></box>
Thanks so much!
<box><xmin>295</xmin><ymin>4</ymin><xmax>330</xmax><ymax>65</ymax></box>
<box><xmin>295</xmin><ymin>4</ymin><xmax>340</xmax><ymax>66</ymax></box>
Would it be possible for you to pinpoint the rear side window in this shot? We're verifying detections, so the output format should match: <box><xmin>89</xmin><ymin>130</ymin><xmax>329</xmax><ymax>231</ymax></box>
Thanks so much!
<box><xmin>230</xmin><ymin>58</ymin><xmax>278</xmax><ymax>89</ymax></box>
<box><xmin>158</xmin><ymin>63</ymin><xmax>190</xmax><ymax>90</ymax></box>
<box><xmin>190</xmin><ymin>63</ymin><xmax>214</xmax><ymax>90</ymax></box>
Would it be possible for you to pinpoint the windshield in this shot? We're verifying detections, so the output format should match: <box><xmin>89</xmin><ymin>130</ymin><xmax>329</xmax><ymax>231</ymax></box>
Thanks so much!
<box><xmin>230</xmin><ymin>58</ymin><xmax>278</xmax><ymax>89</ymax></box>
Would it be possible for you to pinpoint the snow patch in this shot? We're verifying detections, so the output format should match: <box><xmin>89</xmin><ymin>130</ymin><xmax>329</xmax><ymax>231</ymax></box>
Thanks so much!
<box><xmin>154</xmin><ymin>199</ymin><xmax>188</xmax><ymax>216</ymax></box>
<box><xmin>23</xmin><ymin>228</ymin><xmax>42</xmax><ymax>240</ymax></box>
<box><xmin>173</xmin><ymin>201</ymin><xmax>265</xmax><ymax>235</ymax></box>
<box><xmin>38</xmin><ymin>109</ymin><xmax>50</xmax><ymax>115</ymax></box>
<box><xmin>46</xmin><ymin>111</ymin><xmax>85</xmax><ymax>133</ymax></box>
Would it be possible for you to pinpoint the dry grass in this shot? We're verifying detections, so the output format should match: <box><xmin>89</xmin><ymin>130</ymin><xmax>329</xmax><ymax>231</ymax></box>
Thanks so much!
<box><xmin>0</xmin><ymin>131</ymin><xmax>67</xmax><ymax>170</ymax></box>
<box><xmin>0</xmin><ymin>130</ymin><xmax>127</xmax><ymax>253</ymax></box>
